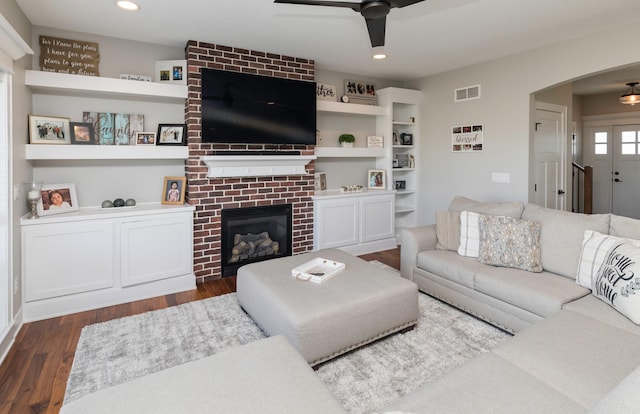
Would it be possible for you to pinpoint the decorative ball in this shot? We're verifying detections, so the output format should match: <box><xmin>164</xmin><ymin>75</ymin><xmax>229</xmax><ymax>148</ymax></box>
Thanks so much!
<box><xmin>113</xmin><ymin>198</ymin><xmax>125</xmax><ymax>207</ymax></box>
<box><xmin>125</xmin><ymin>198</ymin><xmax>136</xmax><ymax>206</ymax></box>
<box><xmin>101</xmin><ymin>200</ymin><xmax>114</xmax><ymax>208</ymax></box>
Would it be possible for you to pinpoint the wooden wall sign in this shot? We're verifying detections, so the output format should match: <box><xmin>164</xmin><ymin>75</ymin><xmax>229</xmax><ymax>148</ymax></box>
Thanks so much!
<box><xmin>39</xmin><ymin>35</ymin><xmax>100</xmax><ymax>76</ymax></box>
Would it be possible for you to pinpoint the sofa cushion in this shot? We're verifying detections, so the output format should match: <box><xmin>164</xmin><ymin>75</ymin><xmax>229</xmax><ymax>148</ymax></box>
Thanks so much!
<box><xmin>382</xmin><ymin>352</ymin><xmax>585</xmax><ymax>414</ymax></box>
<box><xmin>474</xmin><ymin>266</ymin><xmax>589</xmax><ymax>317</ymax></box>
<box><xmin>589</xmin><ymin>364</ymin><xmax>640</xmax><ymax>414</ymax></box>
<box><xmin>576</xmin><ymin>231</ymin><xmax>640</xmax><ymax>289</ymax></box>
<box><xmin>448</xmin><ymin>196</ymin><xmax>524</xmax><ymax>218</ymax></box>
<box><xmin>416</xmin><ymin>250</ymin><xmax>485</xmax><ymax>289</ymax></box>
<box><xmin>435</xmin><ymin>211</ymin><xmax>460</xmax><ymax>251</ymax></box>
<box><xmin>609</xmin><ymin>213</ymin><xmax>640</xmax><ymax>239</ymax></box>
<box><xmin>522</xmin><ymin>204</ymin><xmax>610</xmax><ymax>279</ymax></box>
<box><xmin>591</xmin><ymin>241</ymin><xmax>640</xmax><ymax>324</ymax></box>
<box><xmin>458</xmin><ymin>211</ymin><xmax>480</xmax><ymax>257</ymax></box>
<box><xmin>478</xmin><ymin>215</ymin><xmax>543</xmax><ymax>273</ymax></box>
<box><xmin>564</xmin><ymin>295</ymin><xmax>640</xmax><ymax>336</ymax></box>
<box><xmin>492</xmin><ymin>309</ymin><xmax>640</xmax><ymax>408</ymax></box>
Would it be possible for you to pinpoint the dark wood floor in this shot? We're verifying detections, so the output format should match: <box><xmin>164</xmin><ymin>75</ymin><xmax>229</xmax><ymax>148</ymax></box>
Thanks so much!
<box><xmin>0</xmin><ymin>248</ymin><xmax>400</xmax><ymax>414</ymax></box>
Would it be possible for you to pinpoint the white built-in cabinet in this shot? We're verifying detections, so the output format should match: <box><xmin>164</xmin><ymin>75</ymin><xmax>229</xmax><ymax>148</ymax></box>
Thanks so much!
<box><xmin>315</xmin><ymin>87</ymin><xmax>421</xmax><ymax>245</ymax></box>
<box><xmin>22</xmin><ymin>71</ymin><xmax>193</xmax><ymax>320</ymax></box>
<box><xmin>21</xmin><ymin>205</ymin><xmax>195</xmax><ymax>321</ymax></box>
<box><xmin>313</xmin><ymin>190</ymin><xmax>396</xmax><ymax>255</ymax></box>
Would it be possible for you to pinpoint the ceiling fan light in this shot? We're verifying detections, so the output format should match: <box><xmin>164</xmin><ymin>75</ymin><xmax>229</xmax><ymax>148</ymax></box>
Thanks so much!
<box><xmin>620</xmin><ymin>82</ymin><xmax>640</xmax><ymax>105</ymax></box>
<box><xmin>372</xmin><ymin>46</ymin><xmax>387</xmax><ymax>60</ymax></box>
<box><xmin>116</xmin><ymin>1</ymin><xmax>140</xmax><ymax>11</ymax></box>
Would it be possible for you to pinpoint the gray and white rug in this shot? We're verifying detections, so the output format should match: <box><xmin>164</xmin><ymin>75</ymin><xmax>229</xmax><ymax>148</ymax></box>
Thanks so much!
<box><xmin>65</xmin><ymin>263</ymin><xmax>510</xmax><ymax>413</ymax></box>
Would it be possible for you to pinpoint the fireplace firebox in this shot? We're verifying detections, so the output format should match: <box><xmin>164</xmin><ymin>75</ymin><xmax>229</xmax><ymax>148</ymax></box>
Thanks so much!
<box><xmin>221</xmin><ymin>204</ymin><xmax>293</xmax><ymax>277</ymax></box>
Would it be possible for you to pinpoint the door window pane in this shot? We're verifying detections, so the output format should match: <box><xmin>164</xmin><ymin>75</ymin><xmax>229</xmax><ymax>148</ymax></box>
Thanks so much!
<box><xmin>620</xmin><ymin>130</ymin><xmax>640</xmax><ymax>155</ymax></box>
<box><xmin>595</xmin><ymin>131</ymin><xmax>608</xmax><ymax>155</ymax></box>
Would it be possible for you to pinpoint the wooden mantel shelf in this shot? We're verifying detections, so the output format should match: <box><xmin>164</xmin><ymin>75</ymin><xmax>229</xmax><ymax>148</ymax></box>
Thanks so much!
<box><xmin>201</xmin><ymin>155</ymin><xmax>316</xmax><ymax>178</ymax></box>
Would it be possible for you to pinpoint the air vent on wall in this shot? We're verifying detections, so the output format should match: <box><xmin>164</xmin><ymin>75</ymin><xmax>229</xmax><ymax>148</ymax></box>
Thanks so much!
<box><xmin>454</xmin><ymin>85</ymin><xmax>481</xmax><ymax>102</ymax></box>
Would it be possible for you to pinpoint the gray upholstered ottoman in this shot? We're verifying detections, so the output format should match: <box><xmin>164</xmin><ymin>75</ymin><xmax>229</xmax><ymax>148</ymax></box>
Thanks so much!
<box><xmin>237</xmin><ymin>248</ymin><xmax>419</xmax><ymax>366</ymax></box>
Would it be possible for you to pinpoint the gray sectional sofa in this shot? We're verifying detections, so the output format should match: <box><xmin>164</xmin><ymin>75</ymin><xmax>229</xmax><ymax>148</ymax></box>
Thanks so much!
<box><xmin>61</xmin><ymin>196</ymin><xmax>640</xmax><ymax>413</ymax></box>
<box><xmin>384</xmin><ymin>196</ymin><xmax>640</xmax><ymax>413</ymax></box>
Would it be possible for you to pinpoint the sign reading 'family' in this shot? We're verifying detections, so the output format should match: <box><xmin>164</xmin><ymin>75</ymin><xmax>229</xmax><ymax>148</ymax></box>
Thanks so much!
<box><xmin>39</xmin><ymin>35</ymin><xmax>100</xmax><ymax>76</ymax></box>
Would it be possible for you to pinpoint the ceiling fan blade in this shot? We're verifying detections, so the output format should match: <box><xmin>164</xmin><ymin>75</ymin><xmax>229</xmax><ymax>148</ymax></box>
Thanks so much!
<box><xmin>389</xmin><ymin>0</ymin><xmax>425</xmax><ymax>8</ymax></box>
<box><xmin>365</xmin><ymin>16</ymin><xmax>386</xmax><ymax>47</ymax></box>
<box><xmin>274</xmin><ymin>0</ymin><xmax>362</xmax><ymax>13</ymax></box>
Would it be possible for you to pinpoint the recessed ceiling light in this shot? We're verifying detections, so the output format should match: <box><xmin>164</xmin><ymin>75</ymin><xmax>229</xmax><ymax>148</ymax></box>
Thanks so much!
<box><xmin>372</xmin><ymin>46</ymin><xmax>387</xmax><ymax>60</ymax></box>
<box><xmin>116</xmin><ymin>1</ymin><xmax>140</xmax><ymax>11</ymax></box>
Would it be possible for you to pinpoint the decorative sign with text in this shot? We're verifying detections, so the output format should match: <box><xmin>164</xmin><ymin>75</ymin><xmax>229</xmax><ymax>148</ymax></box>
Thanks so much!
<box><xmin>39</xmin><ymin>35</ymin><xmax>100</xmax><ymax>76</ymax></box>
<box><xmin>451</xmin><ymin>124</ymin><xmax>484</xmax><ymax>152</ymax></box>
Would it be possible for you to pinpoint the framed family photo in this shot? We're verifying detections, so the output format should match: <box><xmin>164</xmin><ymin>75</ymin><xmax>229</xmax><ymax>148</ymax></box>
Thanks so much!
<box><xmin>37</xmin><ymin>183</ymin><xmax>79</xmax><ymax>216</ymax></box>
<box><xmin>155</xmin><ymin>59</ymin><xmax>186</xmax><ymax>85</ymax></box>
<box><xmin>157</xmin><ymin>124</ymin><xmax>187</xmax><ymax>146</ymax></box>
<box><xmin>136</xmin><ymin>132</ymin><xmax>156</xmax><ymax>145</ymax></box>
<box><xmin>70</xmin><ymin>122</ymin><xmax>95</xmax><ymax>145</ymax></box>
<box><xmin>162</xmin><ymin>176</ymin><xmax>186</xmax><ymax>205</ymax></box>
<box><xmin>29</xmin><ymin>115</ymin><xmax>71</xmax><ymax>144</ymax></box>
<box><xmin>368</xmin><ymin>169</ymin><xmax>386</xmax><ymax>190</ymax></box>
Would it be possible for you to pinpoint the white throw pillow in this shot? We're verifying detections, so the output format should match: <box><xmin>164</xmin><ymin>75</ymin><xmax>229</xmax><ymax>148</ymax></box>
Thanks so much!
<box><xmin>592</xmin><ymin>241</ymin><xmax>640</xmax><ymax>325</ymax></box>
<box><xmin>576</xmin><ymin>231</ymin><xmax>640</xmax><ymax>289</ymax></box>
<box><xmin>458</xmin><ymin>210</ymin><xmax>480</xmax><ymax>257</ymax></box>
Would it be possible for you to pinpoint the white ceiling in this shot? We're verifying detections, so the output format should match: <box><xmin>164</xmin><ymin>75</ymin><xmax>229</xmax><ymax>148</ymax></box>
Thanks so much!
<box><xmin>15</xmin><ymin>0</ymin><xmax>640</xmax><ymax>92</ymax></box>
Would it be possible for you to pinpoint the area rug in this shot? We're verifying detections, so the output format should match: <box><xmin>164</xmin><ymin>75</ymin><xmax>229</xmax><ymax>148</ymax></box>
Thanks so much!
<box><xmin>65</xmin><ymin>262</ymin><xmax>510</xmax><ymax>413</ymax></box>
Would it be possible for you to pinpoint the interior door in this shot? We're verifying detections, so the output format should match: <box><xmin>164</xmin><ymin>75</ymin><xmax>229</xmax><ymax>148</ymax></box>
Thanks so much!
<box><xmin>612</xmin><ymin>125</ymin><xmax>640</xmax><ymax>219</ymax></box>
<box><xmin>533</xmin><ymin>105</ymin><xmax>566</xmax><ymax>210</ymax></box>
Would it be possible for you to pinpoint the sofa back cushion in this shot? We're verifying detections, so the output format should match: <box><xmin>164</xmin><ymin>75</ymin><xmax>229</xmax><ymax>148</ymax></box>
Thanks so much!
<box><xmin>610</xmin><ymin>214</ymin><xmax>640</xmax><ymax>239</ymax></box>
<box><xmin>435</xmin><ymin>211</ymin><xmax>461</xmax><ymax>251</ymax></box>
<box><xmin>522</xmin><ymin>204</ymin><xmax>610</xmax><ymax>279</ymax></box>
<box><xmin>448</xmin><ymin>196</ymin><xmax>524</xmax><ymax>218</ymax></box>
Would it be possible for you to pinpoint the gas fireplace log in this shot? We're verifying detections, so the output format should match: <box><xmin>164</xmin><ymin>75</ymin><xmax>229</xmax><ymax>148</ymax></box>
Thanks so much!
<box><xmin>229</xmin><ymin>232</ymin><xmax>279</xmax><ymax>263</ymax></box>
<box><xmin>233</xmin><ymin>231</ymin><xmax>270</xmax><ymax>245</ymax></box>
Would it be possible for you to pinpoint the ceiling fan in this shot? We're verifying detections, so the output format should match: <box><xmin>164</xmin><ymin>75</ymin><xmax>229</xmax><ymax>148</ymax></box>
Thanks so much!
<box><xmin>274</xmin><ymin>0</ymin><xmax>425</xmax><ymax>47</ymax></box>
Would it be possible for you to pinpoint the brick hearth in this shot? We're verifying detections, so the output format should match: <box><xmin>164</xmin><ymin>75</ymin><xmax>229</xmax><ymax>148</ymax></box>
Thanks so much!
<box><xmin>184</xmin><ymin>40</ymin><xmax>316</xmax><ymax>282</ymax></box>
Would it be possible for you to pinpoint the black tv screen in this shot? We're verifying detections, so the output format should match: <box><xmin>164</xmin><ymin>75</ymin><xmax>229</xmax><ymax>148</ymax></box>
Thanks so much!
<box><xmin>201</xmin><ymin>68</ymin><xmax>317</xmax><ymax>145</ymax></box>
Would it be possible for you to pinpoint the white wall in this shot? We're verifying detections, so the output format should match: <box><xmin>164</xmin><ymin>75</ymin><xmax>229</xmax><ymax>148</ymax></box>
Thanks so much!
<box><xmin>406</xmin><ymin>22</ymin><xmax>640</xmax><ymax>226</ymax></box>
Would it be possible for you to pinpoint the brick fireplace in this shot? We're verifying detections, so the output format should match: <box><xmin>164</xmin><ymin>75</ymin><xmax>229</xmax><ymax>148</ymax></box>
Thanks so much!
<box><xmin>185</xmin><ymin>40</ymin><xmax>316</xmax><ymax>282</ymax></box>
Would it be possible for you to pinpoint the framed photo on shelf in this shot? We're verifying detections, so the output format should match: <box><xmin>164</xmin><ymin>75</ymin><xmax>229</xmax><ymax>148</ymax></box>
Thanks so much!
<box><xmin>155</xmin><ymin>59</ymin><xmax>186</xmax><ymax>84</ymax></box>
<box><xmin>395</xmin><ymin>180</ymin><xmax>406</xmax><ymax>190</ymax></box>
<box><xmin>400</xmin><ymin>133</ymin><xmax>413</xmax><ymax>145</ymax></box>
<box><xmin>314</xmin><ymin>172</ymin><xmax>327</xmax><ymax>191</ymax></box>
<box><xmin>29</xmin><ymin>115</ymin><xmax>71</xmax><ymax>144</ymax></box>
<box><xmin>69</xmin><ymin>122</ymin><xmax>94</xmax><ymax>145</ymax></box>
<box><xmin>367</xmin><ymin>135</ymin><xmax>384</xmax><ymax>148</ymax></box>
<box><xmin>162</xmin><ymin>176</ymin><xmax>186</xmax><ymax>205</ymax></box>
<box><xmin>37</xmin><ymin>183</ymin><xmax>79</xmax><ymax>216</ymax></box>
<box><xmin>157</xmin><ymin>124</ymin><xmax>187</xmax><ymax>146</ymax></box>
<box><xmin>136</xmin><ymin>132</ymin><xmax>156</xmax><ymax>145</ymax></box>
<box><xmin>368</xmin><ymin>169</ymin><xmax>386</xmax><ymax>190</ymax></box>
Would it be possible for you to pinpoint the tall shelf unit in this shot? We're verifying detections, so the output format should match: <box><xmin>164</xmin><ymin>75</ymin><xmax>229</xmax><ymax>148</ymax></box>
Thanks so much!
<box><xmin>376</xmin><ymin>88</ymin><xmax>421</xmax><ymax>242</ymax></box>
<box><xmin>314</xmin><ymin>87</ymin><xmax>421</xmax><ymax>250</ymax></box>
<box><xmin>21</xmin><ymin>71</ymin><xmax>195</xmax><ymax>320</ymax></box>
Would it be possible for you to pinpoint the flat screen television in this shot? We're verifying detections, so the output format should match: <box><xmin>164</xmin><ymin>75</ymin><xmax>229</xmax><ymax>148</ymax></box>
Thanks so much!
<box><xmin>201</xmin><ymin>68</ymin><xmax>317</xmax><ymax>145</ymax></box>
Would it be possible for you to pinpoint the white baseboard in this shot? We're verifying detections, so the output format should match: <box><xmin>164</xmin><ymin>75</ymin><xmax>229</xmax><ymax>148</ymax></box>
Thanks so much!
<box><xmin>0</xmin><ymin>309</ymin><xmax>23</xmax><ymax>366</ymax></box>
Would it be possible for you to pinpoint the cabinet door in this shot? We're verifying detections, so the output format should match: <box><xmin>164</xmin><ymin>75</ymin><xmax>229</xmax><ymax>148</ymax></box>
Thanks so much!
<box><xmin>23</xmin><ymin>221</ymin><xmax>115</xmax><ymax>301</ymax></box>
<box><xmin>360</xmin><ymin>194</ymin><xmax>395</xmax><ymax>243</ymax></box>
<box><xmin>120</xmin><ymin>213</ymin><xmax>193</xmax><ymax>287</ymax></box>
<box><xmin>314</xmin><ymin>198</ymin><xmax>359</xmax><ymax>249</ymax></box>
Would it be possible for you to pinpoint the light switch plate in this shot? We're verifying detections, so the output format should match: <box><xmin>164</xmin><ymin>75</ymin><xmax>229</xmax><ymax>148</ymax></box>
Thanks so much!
<box><xmin>491</xmin><ymin>172</ymin><xmax>510</xmax><ymax>183</ymax></box>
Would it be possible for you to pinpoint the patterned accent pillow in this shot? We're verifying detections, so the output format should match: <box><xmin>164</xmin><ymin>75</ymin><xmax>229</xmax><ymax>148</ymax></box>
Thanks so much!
<box><xmin>592</xmin><ymin>241</ymin><xmax>640</xmax><ymax>325</ymax></box>
<box><xmin>458</xmin><ymin>211</ymin><xmax>480</xmax><ymax>257</ymax></box>
<box><xmin>576</xmin><ymin>231</ymin><xmax>640</xmax><ymax>289</ymax></box>
<box><xmin>478</xmin><ymin>214</ymin><xmax>543</xmax><ymax>273</ymax></box>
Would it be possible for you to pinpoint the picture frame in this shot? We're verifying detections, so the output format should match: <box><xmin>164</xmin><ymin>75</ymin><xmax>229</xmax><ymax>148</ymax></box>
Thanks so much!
<box><xmin>368</xmin><ymin>169</ymin><xmax>386</xmax><ymax>190</ymax></box>
<box><xmin>367</xmin><ymin>135</ymin><xmax>384</xmax><ymax>148</ymax></box>
<box><xmin>155</xmin><ymin>59</ymin><xmax>186</xmax><ymax>85</ymax></box>
<box><xmin>136</xmin><ymin>131</ymin><xmax>156</xmax><ymax>145</ymax></box>
<box><xmin>316</xmin><ymin>83</ymin><xmax>337</xmax><ymax>102</ymax></box>
<box><xmin>314</xmin><ymin>172</ymin><xmax>327</xmax><ymax>191</ymax></box>
<box><xmin>400</xmin><ymin>133</ymin><xmax>413</xmax><ymax>146</ymax></box>
<box><xmin>157</xmin><ymin>124</ymin><xmax>187</xmax><ymax>146</ymax></box>
<box><xmin>162</xmin><ymin>176</ymin><xmax>186</xmax><ymax>205</ymax></box>
<box><xmin>395</xmin><ymin>180</ymin><xmax>406</xmax><ymax>190</ymax></box>
<box><xmin>70</xmin><ymin>122</ymin><xmax>95</xmax><ymax>145</ymax></box>
<box><xmin>37</xmin><ymin>183</ymin><xmax>79</xmax><ymax>216</ymax></box>
<box><xmin>344</xmin><ymin>79</ymin><xmax>377</xmax><ymax>105</ymax></box>
<box><xmin>29</xmin><ymin>115</ymin><xmax>71</xmax><ymax>145</ymax></box>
